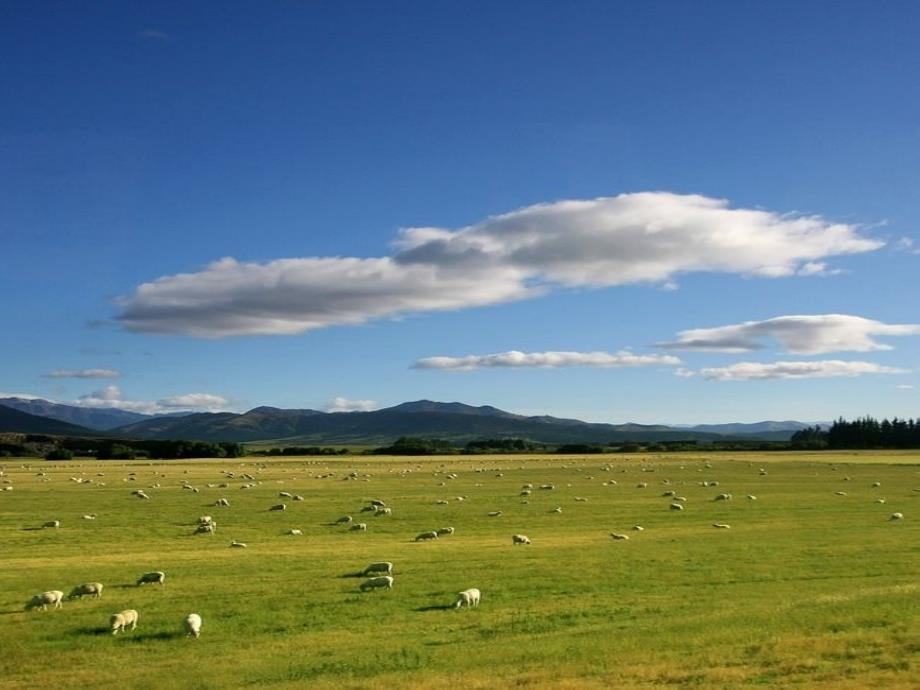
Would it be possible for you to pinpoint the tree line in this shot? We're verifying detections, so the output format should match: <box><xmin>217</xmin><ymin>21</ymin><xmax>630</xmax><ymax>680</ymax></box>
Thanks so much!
<box><xmin>791</xmin><ymin>417</ymin><xmax>920</xmax><ymax>449</ymax></box>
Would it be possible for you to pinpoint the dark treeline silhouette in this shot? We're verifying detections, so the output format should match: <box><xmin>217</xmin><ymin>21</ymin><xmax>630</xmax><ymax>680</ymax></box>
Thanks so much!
<box><xmin>791</xmin><ymin>417</ymin><xmax>920</xmax><ymax>449</ymax></box>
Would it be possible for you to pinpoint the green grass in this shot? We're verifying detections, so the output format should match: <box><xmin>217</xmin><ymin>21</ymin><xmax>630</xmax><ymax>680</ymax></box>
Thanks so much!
<box><xmin>0</xmin><ymin>451</ymin><xmax>918</xmax><ymax>689</ymax></box>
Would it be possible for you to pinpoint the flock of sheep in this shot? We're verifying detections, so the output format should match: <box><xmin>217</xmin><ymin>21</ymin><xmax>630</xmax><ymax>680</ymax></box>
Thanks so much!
<box><xmin>9</xmin><ymin>456</ymin><xmax>910</xmax><ymax>639</ymax></box>
<box><xmin>24</xmin><ymin>574</ymin><xmax>202</xmax><ymax>637</ymax></box>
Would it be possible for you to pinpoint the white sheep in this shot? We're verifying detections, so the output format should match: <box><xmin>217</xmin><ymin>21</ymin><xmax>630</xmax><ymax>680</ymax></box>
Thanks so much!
<box><xmin>230</xmin><ymin>540</ymin><xmax>247</xmax><ymax>548</ymax></box>
<box><xmin>375</xmin><ymin>507</ymin><xmax>392</xmax><ymax>516</ymax></box>
<box><xmin>110</xmin><ymin>609</ymin><xmax>139</xmax><ymax>634</ymax></box>
<box><xmin>269</xmin><ymin>503</ymin><xmax>287</xmax><ymax>511</ymax></box>
<box><xmin>670</xmin><ymin>503</ymin><xmax>684</xmax><ymax>511</ymax></box>
<box><xmin>359</xmin><ymin>575</ymin><xmax>394</xmax><ymax>591</ymax></box>
<box><xmin>336</xmin><ymin>515</ymin><xmax>353</xmax><ymax>525</ymax></box>
<box><xmin>82</xmin><ymin>514</ymin><xmax>97</xmax><ymax>520</ymax></box>
<box><xmin>713</xmin><ymin>523</ymin><xmax>731</xmax><ymax>529</ymax></box>
<box><xmin>550</xmin><ymin>507</ymin><xmax>562</xmax><ymax>514</ymax></box>
<box><xmin>279</xmin><ymin>491</ymin><xmax>293</xmax><ymax>498</ymax></box>
<box><xmin>746</xmin><ymin>495</ymin><xmax>757</xmax><ymax>500</ymax></box>
<box><xmin>215</xmin><ymin>498</ymin><xmax>230</xmax><ymax>507</ymax></box>
<box><xmin>415</xmin><ymin>531</ymin><xmax>439</xmax><ymax>542</ymax></box>
<box><xmin>25</xmin><ymin>590</ymin><xmax>64</xmax><ymax>611</ymax></box>
<box><xmin>454</xmin><ymin>588</ymin><xmax>481</xmax><ymax>609</ymax></box>
<box><xmin>184</xmin><ymin>613</ymin><xmax>202</xmax><ymax>638</ymax></box>
<box><xmin>714</xmin><ymin>493</ymin><xmax>732</xmax><ymax>501</ymax></box>
<box><xmin>198</xmin><ymin>516</ymin><xmax>214</xmax><ymax>525</ymax></box>
<box><xmin>362</xmin><ymin>561</ymin><xmax>393</xmax><ymax>576</ymax></box>
<box><xmin>632</xmin><ymin>525</ymin><xmax>644</xmax><ymax>531</ymax></box>
<box><xmin>287</xmin><ymin>529</ymin><xmax>303</xmax><ymax>536</ymax></box>
<box><xmin>890</xmin><ymin>512</ymin><xmax>904</xmax><ymax>520</ymax></box>
<box><xmin>68</xmin><ymin>582</ymin><xmax>103</xmax><ymax>599</ymax></box>
<box><xmin>42</xmin><ymin>520</ymin><xmax>60</xmax><ymax>529</ymax></box>
<box><xmin>137</xmin><ymin>571</ymin><xmax>165</xmax><ymax>586</ymax></box>
<box><xmin>610</xmin><ymin>533</ymin><xmax>630</xmax><ymax>540</ymax></box>
<box><xmin>512</xmin><ymin>534</ymin><xmax>531</xmax><ymax>545</ymax></box>
<box><xmin>350</xmin><ymin>523</ymin><xmax>368</xmax><ymax>531</ymax></box>
<box><xmin>488</xmin><ymin>511</ymin><xmax>503</xmax><ymax>517</ymax></box>
<box><xmin>293</xmin><ymin>495</ymin><xmax>304</xmax><ymax>501</ymax></box>
<box><xmin>195</xmin><ymin>523</ymin><xmax>216</xmax><ymax>535</ymax></box>
<box><xmin>436</xmin><ymin>527</ymin><xmax>455</xmax><ymax>536</ymax></box>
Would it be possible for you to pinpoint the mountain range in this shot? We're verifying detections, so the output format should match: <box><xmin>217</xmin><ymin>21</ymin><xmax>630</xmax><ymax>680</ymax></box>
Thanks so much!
<box><xmin>0</xmin><ymin>397</ymin><xmax>819</xmax><ymax>445</ymax></box>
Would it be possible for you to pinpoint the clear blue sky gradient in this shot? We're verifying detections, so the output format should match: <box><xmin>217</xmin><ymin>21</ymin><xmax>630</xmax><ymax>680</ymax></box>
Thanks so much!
<box><xmin>2</xmin><ymin>1</ymin><xmax>918</xmax><ymax>422</ymax></box>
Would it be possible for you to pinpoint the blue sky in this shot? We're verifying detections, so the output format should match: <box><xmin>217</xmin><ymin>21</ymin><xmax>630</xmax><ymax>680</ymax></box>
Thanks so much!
<box><xmin>2</xmin><ymin>1</ymin><xmax>918</xmax><ymax>423</ymax></box>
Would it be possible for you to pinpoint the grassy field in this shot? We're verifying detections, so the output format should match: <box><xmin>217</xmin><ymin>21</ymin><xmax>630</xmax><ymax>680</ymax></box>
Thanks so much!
<box><xmin>0</xmin><ymin>451</ymin><xmax>917</xmax><ymax>689</ymax></box>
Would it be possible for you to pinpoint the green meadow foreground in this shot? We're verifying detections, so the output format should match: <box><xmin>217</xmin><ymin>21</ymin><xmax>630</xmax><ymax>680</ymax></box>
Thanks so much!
<box><xmin>1</xmin><ymin>452</ymin><xmax>917</xmax><ymax>689</ymax></box>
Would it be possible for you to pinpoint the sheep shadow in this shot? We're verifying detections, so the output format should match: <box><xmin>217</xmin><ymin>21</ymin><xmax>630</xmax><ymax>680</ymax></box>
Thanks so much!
<box><xmin>414</xmin><ymin>604</ymin><xmax>454</xmax><ymax>612</ymax></box>
<box><xmin>21</xmin><ymin>527</ymin><xmax>43</xmax><ymax>531</ymax></box>
<box><xmin>74</xmin><ymin>626</ymin><xmax>112</xmax><ymax>636</ymax></box>
<box><xmin>339</xmin><ymin>571</ymin><xmax>366</xmax><ymax>579</ymax></box>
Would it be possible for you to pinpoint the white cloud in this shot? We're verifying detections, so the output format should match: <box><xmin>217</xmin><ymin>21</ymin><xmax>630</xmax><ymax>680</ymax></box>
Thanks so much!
<box><xmin>326</xmin><ymin>396</ymin><xmax>378</xmax><ymax>412</ymax></box>
<box><xmin>896</xmin><ymin>384</ymin><xmax>915</xmax><ymax>390</ymax></box>
<box><xmin>116</xmin><ymin>192</ymin><xmax>883</xmax><ymax>337</ymax></box>
<box><xmin>75</xmin><ymin>386</ymin><xmax>229</xmax><ymax>414</ymax></box>
<box><xmin>0</xmin><ymin>391</ymin><xmax>43</xmax><ymax>400</ymax></box>
<box><xmin>157</xmin><ymin>393</ymin><xmax>230</xmax><ymax>410</ymax></box>
<box><xmin>658</xmin><ymin>314</ymin><xmax>920</xmax><ymax>355</ymax></box>
<box><xmin>44</xmin><ymin>368</ymin><xmax>121</xmax><ymax>379</ymax></box>
<box><xmin>894</xmin><ymin>237</ymin><xmax>920</xmax><ymax>254</ymax></box>
<box><xmin>697</xmin><ymin>360</ymin><xmax>907</xmax><ymax>381</ymax></box>
<box><xmin>414</xmin><ymin>350</ymin><xmax>681</xmax><ymax>372</ymax></box>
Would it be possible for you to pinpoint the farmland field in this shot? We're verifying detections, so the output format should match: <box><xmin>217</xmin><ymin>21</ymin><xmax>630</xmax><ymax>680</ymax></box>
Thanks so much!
<box><xmin>1</xmin><ymin>451</ymin><xmax>918</xmax><ymax>689</ymax></box>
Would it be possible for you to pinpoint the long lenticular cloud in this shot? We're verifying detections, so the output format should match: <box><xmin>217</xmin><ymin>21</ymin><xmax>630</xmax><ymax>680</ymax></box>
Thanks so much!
<box><xmin>698</xmin><ymin>360</ymin><xmax>907</xmax><ymax>381</ymax></box>
<box><xmin>658</xmin><ymin>315</ymin><xmax>920</xmax><ymax>354</ymax></box>
<box><xmin>116</xmin><ymin>192</ymin><xmax>883</xmax><ymax>337</ymax></box>
<box><xmin>414</xmin><ymin>350</ymin><xmax>681</xmax><ymax>371</ymax></box>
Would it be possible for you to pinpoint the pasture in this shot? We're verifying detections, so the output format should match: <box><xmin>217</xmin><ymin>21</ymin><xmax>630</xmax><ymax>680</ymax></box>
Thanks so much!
<box><xmin>1</xmin><ymin>451</ymin><xmax>917</xmax><ymax>689</ymax></box>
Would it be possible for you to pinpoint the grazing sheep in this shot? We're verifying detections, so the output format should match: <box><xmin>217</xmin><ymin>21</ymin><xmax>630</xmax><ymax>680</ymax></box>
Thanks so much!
<box><xmin>370</xmin><ymin>499</ymin><xmax>386</xmax><ymax>507</ymax></box>
<box><xmin>110</xmin><ymin>609</ymin><xmax>139</xmax><ymax>635</ymax></box>
<box><xmin>539</xmin><ymin>484</ymin><xmax>555</xmax><ymax>490</ymax></box>
<box><xmin>512</xmin><ymin>534</ymin><xmax>531</xmax><ymax>545</ymax></box>
<box><xmin>636</xmin><ymin>482</ymin><xmax>648</xmax><ymax>488</ymax></box>
<box><xmin>436</xmin><ymin>527</ymin><xmax>455</xmax><ymax>536</ymax></box>
<box><xmin>25</xmin><ymin>590</ymin><xmax>64</xmax><ymax>611</ymax></box>
<box><xmin>69</xmin><ymin>582</ymin><xmax>103</xmax><ymax>599</ymax></box>
<box><xmin>293</xmin><ymin>495</ymin><xmax>304</xmax><ymax>501</ymax></box>
<box><xmin>375</xmin><ymin>507</ymin><xmax>392</xmax><ymax>516</ymax></box>
<box><xmin>574</xmin><ymin>497</ymin><xmax>588</xmax><ymax>502</ymax></box>
<box><xmin>287</xmin><ymin>529</ymin><xmax>303</xmax><ymax>536</ymax></box>
<box><xmin>335</xmin><ymin>515</ymin><xmax>353</xmax><ymax>525</ymax></box>
<box><xmin>872</xmin><ymin>482</ymin><xmax>881</xmax><ymax>488</ymax></box>
<box><xmin>279</xmin><ymin>491</ymin><xmax>293</xmax><ymax>498</ymax></box>
<box><xmin>362</xmin><ymin>561</ymin><xmax>393</xmax><ymax>576</ymax></box>
<box><xmin>488</xmin><ymin>511</ymin><xmax>503</xmax><ymax>517</ymax></box>
<box><xmin>359</xmin><ymin>575</ymin><xmax>394</xmax><ymax>591</ymax></box>
<box><xmin>435</xmin><ymin>500</ymin><xmax>449</xmax><ymax>505</ymax></box>
<box><xmin>550</xmin><ymin>507</ymin><xmax>563</xmax><ymax>514</ymax></box>
<box><xmin>746</xmin><ymin>495</ymin><xmax>757</xmax><ymax>500</ymax></box>
<box><xmin>632</xmin><ymin>525</ymin><xmax>644</xmax><ymax>531</ymax></box>
<box><xmin>714</xmin><ymin>493</ymin><xmax>732</xmax><ymax>501</ymax></box>
<box><xmin>42</xmin><ymin>520</ymin><xmax>60</xmax><ymax>529</ymax></box>
<box><xmin>133</xmin><ymin>490</ymin><xmax>150</xmax><ymax>499</ymax></box>
<box><xmin>137</xmin><ymin>571</ymin><xmax>165</xmax><ymax>586</ymax></box>
<box><xmin>610</xmin><ymin>533</ymin><xmax>630</xmax><ymax>540</ymax></box>
<box><xmin>713</xmin><ymin>523</ymin><xmax>731</xmax><ymax>529</ymax></box>
<box><xmin>215</xmin><ymin>498</ymin><xmax>230</xmax><ymax>507</ymax></box>
<box><xmin>230</xmin><ymin>540</ymin><xmax>247</xmax><ymax>548</ymax></box>
<box><xmin>835</xmin><ymin>491</ymin><xmax>847</xmax><ymax>496</ymax></box>
<box><xmin>890</xmin><ymin>512</ymin><xmax>904</xmax><ymax>520</ymax></box>
<box><xmin>669</xmin><ymin>503</ymin><xmax>684</xmax><ymax>511</ymax></box>
<box><xmin>415</xmin><ymin>531</ymin><xmax>439</xmax><ymax>542</ymax></box>
<box><xmin>198</xmin><ymin>516</ymin><xmax>214</xmax><ymax>525</ymax></box>
<box><xmin>269</xmin><ymin>503</ymin><xmax>287</xmax><ymax>511</ymax></box>
<box><xmin>454</xmin><ymin>588</ymin><xmax>481</xmax><ymax>609</ymax></box>
<box><xmin>520</xmin><ymin>489</ymin><xmax>531</xmax><ymax>496</ymax></box>
<box><xmin>82</xmin><ymin>514</ymin><xmax>97</xmax><ymax>520</ymax></box>
<box><xmin>350</xmin><ymin>522</ymin><xmax>368</xmax><ymax>531</ymax></box>
<box><xmin>184</xmin><ymin>613</ymin><xmax>202</xmax><ymax>638</ymax></box>
<box><xmin>195</xmin><ymin>523</ymin><xmax>216</xmax><ymax>535</ymax></box>
<box><xmin>662</xmin><ymin>490</ymin><xmax>676</xmax><ymax>497</ymax></box>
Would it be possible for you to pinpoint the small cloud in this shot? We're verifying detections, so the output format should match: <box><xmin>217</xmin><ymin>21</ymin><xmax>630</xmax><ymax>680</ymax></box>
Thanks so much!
<box><xmin>0</xmin><ymin>391</ymin><xmax>43</xmax><ymax>400</ymax></box>
<box><xmin>674</xmin><ymin>368</ymin><xmax>695</xmax><ymax>378</ymax></box>
<box><xmin>797</xmin><ymin>262</ymin><xmax>843</xmax><ymax>277</ymax></box>
<box><xmin>326</xmin><ymin>397</ymin><xmax>378</xmax><ymax>412</ymax></box>
<box><xmin>138</xmin><ymin>28</ymin><xmax>169</xmax><ymax>40</ymax></box>
<box><xmin>157</xmin><ymin>393</ymin><xmax>229</xmax><ymax>410</ymax></box>
<box><xmin>414</xmin><ymin>350</ymin><xmax>681</xmax><ymax>372</ymax></box>
<box><xmin>44</xmin><ymin>368</ymin><xmax>121</xmax><ymax>379</ymax></box>
<box><xmin>893</xmin><ymin>237</ymin><xmax>920</xmax><ymax>254</ymax></box>
<box><xmin>896</xmin><ymin>384</ymin><xmax>915</xmax><ymax>390</ymax></box>
<box><xmin>696</xmin><ymin>360</ymin><xmax>907</xmax><ymax>381</ymax></box>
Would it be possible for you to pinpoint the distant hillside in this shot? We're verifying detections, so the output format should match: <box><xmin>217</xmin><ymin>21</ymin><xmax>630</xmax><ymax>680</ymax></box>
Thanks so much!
<box><xmin>688</xmin><ymin>421</ymin><xmax>822</xmax><ymax>436</ymax></box>
<box><xmin>0</xmin><ymin>397</ymin><xmax>149</xmax><ymax>431</ymax></box>
<box><xmin>0</xmin><ymin>404</ymin><xmax>101</xmax><ymax>436</ymax></box>
<box><xmin>113</xmin><ymin>400</ymin><xmax>731</xmax><ymax>445</ymax></box>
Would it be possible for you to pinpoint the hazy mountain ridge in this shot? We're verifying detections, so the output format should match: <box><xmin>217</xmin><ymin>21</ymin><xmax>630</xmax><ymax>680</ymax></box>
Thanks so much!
<box><xmin>0</xmin><ymin>404</ymin><xmax>101</xmax><ymax>437</ymax></box>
